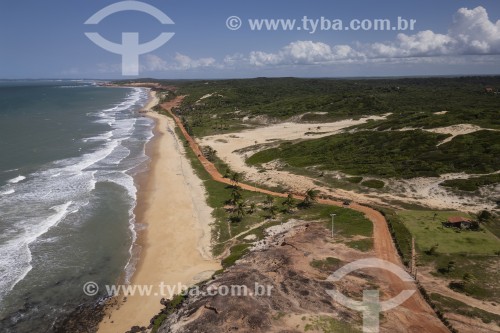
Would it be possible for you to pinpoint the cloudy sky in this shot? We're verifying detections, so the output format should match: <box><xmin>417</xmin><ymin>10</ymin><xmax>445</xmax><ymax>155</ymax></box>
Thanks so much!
<box><xmin>1</xmin><ymin>0</ymin><xmax>499</xmax><ymax>78</ymax></box>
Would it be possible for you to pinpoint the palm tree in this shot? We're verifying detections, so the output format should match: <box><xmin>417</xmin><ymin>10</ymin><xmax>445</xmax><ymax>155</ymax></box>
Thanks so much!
<box><xmin>203</xmin><ymin>146</ymin><xmax>217</xmax><ymax>162</ymax></box>
<box><xmin>282</xmin><ymin>193</ymin><xmax>295</xmax><ymax>213</ymax></box>
<box><xmin>248</xmin><ymin>202</ymin><xmax>257</xmax><ymax>214</ymax></box>
<box><xmin>302</xmin><ymin>188</ymin><xmax>318</xmax><ymax>208</ymax></box>
<box><xmin>269</xmin><ymin>205</ymin><xmax>279</xmax><ymax>219</ymax></box>
<box><xmin>264</xmin><ymin>194</ymin><xmax>274</xmax><ymax>208</ymax></box>
<box><xmin>231</xmin><ymin>172</ymin><xmax>241</xmax><ymax>186</ymax></box>
<box><xmin>230</xmin><ymin>186</ymin><xmax>242</xmax><ymax>205</ymax></box>
<box><xmin>235</xmin><ymin>200</ymin><xmax>246</xmax><ymax>219</ymax></box>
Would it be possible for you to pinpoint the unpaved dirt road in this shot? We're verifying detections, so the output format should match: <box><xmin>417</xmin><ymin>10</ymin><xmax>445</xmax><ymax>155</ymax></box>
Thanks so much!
<box><xmin>162</xmin><ymin>97</ymin><xmax>449</xmax><ymax>332</ymax></box>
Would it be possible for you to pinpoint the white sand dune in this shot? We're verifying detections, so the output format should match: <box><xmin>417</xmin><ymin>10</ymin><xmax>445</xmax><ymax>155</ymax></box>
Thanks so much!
<box><xmin>199</xmin><ymin>119</ymin><xmax>498</xmax><ymax>213</ymax></box>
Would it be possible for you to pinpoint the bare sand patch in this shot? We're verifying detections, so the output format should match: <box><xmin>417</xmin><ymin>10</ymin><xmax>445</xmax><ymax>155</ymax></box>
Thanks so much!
<box><xmin>199</xmin><ymin>118</ymin><xmax>498</xmax><ymax>212</ymax></box>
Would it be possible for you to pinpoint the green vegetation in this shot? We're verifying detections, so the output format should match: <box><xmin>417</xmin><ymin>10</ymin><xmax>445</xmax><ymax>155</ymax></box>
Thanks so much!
<box><xmin>378</xmin><ymin>208</ymin><xmax>413</xmax><ymax>266</ymax></box>
<box><xmin>221</xmin><ymin>243</ymin><xmax>251</xmax><ymax>268</ymax></box>
<box><xmin>395</xmin><ymin>210</ymin><xmax>499</xmax><ymax>301</ymax></box>
<box><xmin>346</xmin><ymin>238</ymin><xmax>373</xmax><ymax>252</ymax></box>
<box><xmin>151</xmin><ymin>294</ymin><xmax>187</xmax><ymax>333</ymax></box>
<box><xmin>310</xmin><ymin>257</ymin><xmax>342</xmax><ymax>271</ymax></box>
<box><xmin>152</xmin><ymin>76</ymin><xmax>500</xmax><ymax>128</ymax></box>
<box><xmin>481</xmin><ymin>214</ymin><xmax>500</xmax><ymax>238</ymax></box>
<box><xmin>427</xmin><ymin>254</ymin><xmax>499</xmax><ymax>302</ymax></box>
<box><xmin>304</xmin><ymin>315</ymin><xmax>361</xmax><ymax>333</ymax></box>
<box><xmin>398</xmin><ymin>210</ymin><xmax>498</xmax><ymax>255</ymax></box>
<box><xmin>430</xmin><ymin>293</ymin><xmax>500</xmax><ymax>325</ymax></box>
<box><xmin>320</xmin><ymin>206</ymin><xmax>373</xmax><ymax>238</ymax></box>
<box><xmin>125</xmin><ymin>77</ymin><xmax>499</xmax><ymax>186</ymax></box>
<box><xmin>360</xmin><ymin>179</ymin><xmax>385</xmax><ymax>189</ymax></box>
<box><xmin>117</xmin><ymin>77</ymin><xmax>500</xmax><ymax>141</ymax></box>
<box><xmin>121</xmin><ymin>76</ymin><xmax>500</xmax><ymax>329</ymax></box>
<box><xmin>248</xmin><ymin>130</ymin><xmax>500</xmax><ymax>178</ymax></box>
<box><xmin>346</xmin><ymin>176</ymin><xmax>363</xmax><ymax>184</ymax></box>
<box><xmin>440</xmin><ymin>173</ymin><xmax>500</xmax><ymax>191</ymax></box>
<box><xmin>177</xmin><ymin>125</ymin><xmax>373</xmax><ymax>262</ymax></box>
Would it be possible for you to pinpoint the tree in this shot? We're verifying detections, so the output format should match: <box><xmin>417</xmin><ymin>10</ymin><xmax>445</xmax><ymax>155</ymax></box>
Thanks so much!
<box><xmin>235</xmin><ymin>200</ymin><xmax>246</xmax><ymax>219</ymax></box>
<box><xmin>231</xmin><ymin>172</ymin><xmax>241</xmax><ymax>186</ymax></box>
<box><xmin>301</xmin><ymin>188</ymin><xmax>319</xmax><ymax>208</ymax></box>
<box><xmin>203</xmin><ymin>146</ymin><xmax>217</xmax><ymax>162</ymax></box>
<box><xmin>269</xmin><ymin>205</ymin><xmax>279</xmax><ymax>219</ymax></box>
<box><xmin>265</xmin><ymin>194</ymin><xmax>274</xmax><ymax>208</ymax></box>
<box><xmin>248</xmin><ymin>202</ymin><xmax>257</xmax><ymax>214</ymax></box>
<box><xmin>478</xmin><ymin>210</ymin><xmax>492</xmax><ymax>222</ymax></box>
<box><xmin>282</xmin><ymin>193</ymin><xmax>295</xmax><ymax>213</ymax></box>
<box><xmin>230</xmin><ymin>186</ymin><xmax>242</xmax><ymax>205</ymax></box>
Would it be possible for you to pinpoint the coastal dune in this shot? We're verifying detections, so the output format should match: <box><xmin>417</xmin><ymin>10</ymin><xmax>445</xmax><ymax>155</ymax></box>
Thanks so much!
<box><xmin>98</xmin><ymin>93</ymin><xmax>220</xmax><ymax>332</ymax></box>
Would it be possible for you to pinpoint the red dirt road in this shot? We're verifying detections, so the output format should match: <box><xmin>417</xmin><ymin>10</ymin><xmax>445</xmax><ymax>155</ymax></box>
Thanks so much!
<box><xmin>161</xmin><ymin>97</ymin><xmax>449</xmax><ymax>332</ymax></box>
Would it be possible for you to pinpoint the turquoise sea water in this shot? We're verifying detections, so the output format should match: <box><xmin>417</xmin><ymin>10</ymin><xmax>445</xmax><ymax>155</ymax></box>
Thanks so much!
<box><xmin>0</xmin><ymin>81</ymin><xmax>154</xmax><ymax>332</ymax></box>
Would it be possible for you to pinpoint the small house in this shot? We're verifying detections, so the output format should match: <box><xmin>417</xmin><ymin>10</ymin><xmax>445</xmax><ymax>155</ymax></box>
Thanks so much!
<box><xmin>442</xmin><ymin>216</ymin><xmax>478</xmax><ymax>230</ymax></box>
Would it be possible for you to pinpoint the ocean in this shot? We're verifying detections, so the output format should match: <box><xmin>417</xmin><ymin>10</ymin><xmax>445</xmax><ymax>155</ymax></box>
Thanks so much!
<box><xmin>0</xmin><ymin>80</ymin><xmax>154</xmax><ymax>332</ymax></box>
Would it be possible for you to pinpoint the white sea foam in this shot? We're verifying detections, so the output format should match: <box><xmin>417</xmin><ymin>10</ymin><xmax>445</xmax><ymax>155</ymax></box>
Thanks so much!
<box><xmin>0</xmin><ymin>201</ymin><xmax>74</xmax><ymax>299</ymax></box>
<box><xmin>7</xmin><ymin>175</ymin><xmax>26</xmax><ymax>184</ymax></box>
<box><xmin>0</xmin><ymin>87</ymin><xmax>152</xmax><ymax>300</ymax></box>
<box><xmin>0</xmin><ymin>189</ymin><xmax>15</xmax><ymax>195</ymax></box>
<box><xmin>82</xmin><ymin>131</ymin><xmax>113</xmax><ymax>143</ymax></box>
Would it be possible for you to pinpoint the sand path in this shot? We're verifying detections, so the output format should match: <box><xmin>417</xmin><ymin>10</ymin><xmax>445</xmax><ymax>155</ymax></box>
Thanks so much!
<box><xmin>418</xmin><ymin>267</ymin><xmax>500</xmax><ymax>315</ymax></box>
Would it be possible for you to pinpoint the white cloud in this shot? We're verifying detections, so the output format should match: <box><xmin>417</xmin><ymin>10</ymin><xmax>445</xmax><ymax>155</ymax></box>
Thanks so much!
<box><xmin>135</xmin><ymin>6</ymin><xmax>499</xmax><ymax>73</ymax></box>
<box><xmin>223</xmin><ymin>53</ymin><xmax>247</xmax><ymax>67</ymax></box>
<box><xmin>449</xmin><ymin>6</ymin><xmax>500</xmax><ymax>54</ymax></box>
<box><xmin>143</xmin><ymin>53</ymin><xmax>217</xmax><ymax>71</ymax></box>
<box><xmin>144</xmin><ymin>54</ymin><xmax>168</xmax><ymax>71</ymax></box>
<box><xmin>174</xmin><ymin>53</ymin><xmax>216</xmax><ymax>69</ymax></box>
<box><xmin>249</xmin><ymin>41</ymin><xmax>362</xmax><ymax>66</ymax></box>
<box><xmin>246</xmin><ymin>6</ymin><xmax>500</xmax><ymax>67</ymax></box>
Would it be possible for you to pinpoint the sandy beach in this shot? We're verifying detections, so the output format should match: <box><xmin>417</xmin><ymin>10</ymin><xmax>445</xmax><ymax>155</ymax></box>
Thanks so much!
<box><xmin>98</xmin><ymin>91</ymin><xmax>220</xmax><ymax>332</ymax></box>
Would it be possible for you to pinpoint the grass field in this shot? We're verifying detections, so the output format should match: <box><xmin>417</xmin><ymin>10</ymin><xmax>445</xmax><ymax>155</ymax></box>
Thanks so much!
<box><xmin>397</xmin><ymin>210</ymin><xmax>499</xmax><ymax>301</ymax></box>
<box><xmin>430</xmin><ymin>293</ymin><xmax>500</xmax><ymax>326</ymax></box>
<box><xmin>397</xmin><ymin>210</ymin><xmax>499</xmax><ymax>255</ymax></box>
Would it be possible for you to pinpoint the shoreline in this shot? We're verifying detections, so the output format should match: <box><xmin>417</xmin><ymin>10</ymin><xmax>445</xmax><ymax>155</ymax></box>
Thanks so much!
<box><xmin>97</xmin><ymin>91</ymin><xmax>220</xmax><ymax>332</ymax></box>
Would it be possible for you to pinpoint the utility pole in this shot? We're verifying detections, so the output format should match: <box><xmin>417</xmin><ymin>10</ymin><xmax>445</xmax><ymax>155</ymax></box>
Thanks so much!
<box><xmin>330</xmin><ymin>213</ymin><xmax>336</xmax><ymax>238</ymax></box>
